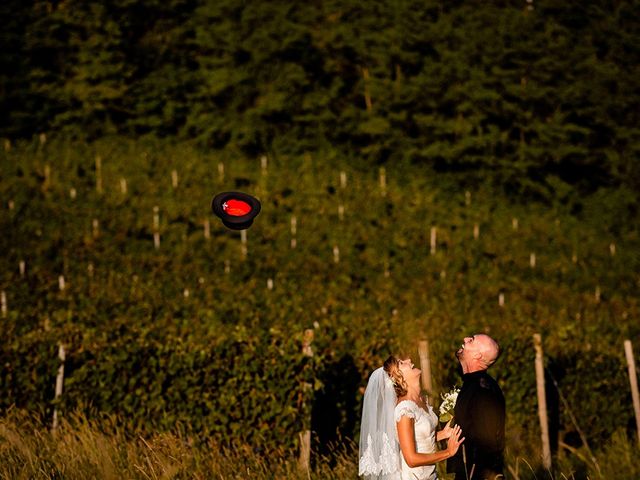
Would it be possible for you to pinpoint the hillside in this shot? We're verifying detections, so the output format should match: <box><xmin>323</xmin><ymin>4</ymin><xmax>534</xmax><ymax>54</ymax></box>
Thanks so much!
<box><xmin>1</xmin><ymin>137</ymin><xmax>639</xmax><ymax>476</ymax></box>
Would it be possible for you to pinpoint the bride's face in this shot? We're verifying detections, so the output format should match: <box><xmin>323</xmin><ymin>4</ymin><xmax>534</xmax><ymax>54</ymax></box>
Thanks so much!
<box><xmin>398</xmin><ymin>358</ymin><xmax>421</xmax><ymax>383</ymax></box>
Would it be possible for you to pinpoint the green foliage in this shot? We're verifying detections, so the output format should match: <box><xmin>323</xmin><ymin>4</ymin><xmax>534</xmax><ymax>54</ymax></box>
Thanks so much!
<box><xmin>61</xmin><ymin>326</ymin><xmax>317</xmax><ymax>448</ymax></box>
<box><xmin>0</xmin><ymin>137</ymin><xmax>639</xmax><ymax>465</ymax></box>
<box><xmin>2</xmin><ymin>1</ymin><xmax>639</xmax><ymax>195</ymax></box>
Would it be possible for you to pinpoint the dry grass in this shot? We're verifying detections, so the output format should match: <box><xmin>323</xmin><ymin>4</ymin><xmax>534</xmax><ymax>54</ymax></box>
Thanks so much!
<box><xmin>0</xmin><ymin>409</ymin><xmax>356</xmax><ymax>479</ymax></box>
<box><xmin>1</xmin><ymin>409</ymin><xmax>639</xmax><ymax>479</ymax></box>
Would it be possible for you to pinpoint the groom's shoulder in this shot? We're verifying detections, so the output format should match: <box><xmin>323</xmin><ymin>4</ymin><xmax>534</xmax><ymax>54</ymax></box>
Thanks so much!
<box><xmin>478</xmin><ymin>372</ymin><xmax>499</xmax><ymax>390</ymax></box>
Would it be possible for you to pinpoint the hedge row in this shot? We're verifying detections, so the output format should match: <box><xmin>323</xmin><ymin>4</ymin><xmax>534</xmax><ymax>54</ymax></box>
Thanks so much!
<box><xmin>1</xmin><ymin>325</ymin><xmax>318</xmax><ymax>450</ymax></box>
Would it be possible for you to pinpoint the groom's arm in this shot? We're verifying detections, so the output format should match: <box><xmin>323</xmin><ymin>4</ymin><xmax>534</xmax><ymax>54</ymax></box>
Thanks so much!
<box><xmin>473</xmin><ymin>388</ymin><xmax>506</xmax><ymax>456</ymax></box>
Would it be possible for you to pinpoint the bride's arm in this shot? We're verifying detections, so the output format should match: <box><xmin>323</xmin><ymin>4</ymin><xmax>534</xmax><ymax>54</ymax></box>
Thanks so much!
<box><xmin>397</xmin><ymin>417</ymin><xmax>464</xmax><ymax>468</ymax></box>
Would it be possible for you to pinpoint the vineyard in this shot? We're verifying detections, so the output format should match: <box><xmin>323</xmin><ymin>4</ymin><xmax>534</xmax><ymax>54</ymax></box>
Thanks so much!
<box><xmin>1</xmin><ymin>136</ymin><xmax>639</xmax><ymax>478</ymax></box>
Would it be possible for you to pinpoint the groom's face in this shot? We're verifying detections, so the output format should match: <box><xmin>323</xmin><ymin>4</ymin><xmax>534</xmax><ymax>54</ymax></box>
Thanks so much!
<box><xmin>456</xmin><ymin>335</ymin><xmax>478</xmax><ymax>361</ymax></box>
<box><xmin>456</xmin><ymin>334</ymin><xmax>498</xmax><ymax>368</ymax></box>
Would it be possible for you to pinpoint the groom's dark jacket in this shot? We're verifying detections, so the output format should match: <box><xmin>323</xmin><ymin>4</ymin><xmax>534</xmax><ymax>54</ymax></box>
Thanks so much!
<box><xmin>447</xmin><ymin>370</ymin><xmax>505</xmax><ymax>480</ymax></box>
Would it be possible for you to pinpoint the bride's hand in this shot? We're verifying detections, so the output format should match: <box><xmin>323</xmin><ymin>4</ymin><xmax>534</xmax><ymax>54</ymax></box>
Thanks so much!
<box><xmin>446</xmin><ymin>425</ymin><xmax>465</xmax><ymax>457</ymax></box>
<box><xmin>439</xmin><ymin>419</ymin><xmax>454</xmax><ymax>440</ymax></box>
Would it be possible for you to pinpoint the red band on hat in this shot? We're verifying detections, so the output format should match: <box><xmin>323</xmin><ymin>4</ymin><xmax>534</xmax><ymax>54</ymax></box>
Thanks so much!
<box><xmin>223</xmin><ymin>199</ymin><xmax>252</xmax><ymax>216</ymax></box>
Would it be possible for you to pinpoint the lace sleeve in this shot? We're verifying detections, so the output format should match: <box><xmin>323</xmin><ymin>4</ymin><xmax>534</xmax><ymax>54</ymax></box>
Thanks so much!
<box><xmin>394</xmin><ymin>400</ymin><xmax>417</xmax><ymax>422</ymax></box>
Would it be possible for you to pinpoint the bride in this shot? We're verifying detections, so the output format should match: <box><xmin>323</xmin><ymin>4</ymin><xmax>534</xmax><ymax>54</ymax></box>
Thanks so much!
<box><xmin>359</xmin><ymin>355</ymin><xmax>464</xmax><ymax>480</ymax></box>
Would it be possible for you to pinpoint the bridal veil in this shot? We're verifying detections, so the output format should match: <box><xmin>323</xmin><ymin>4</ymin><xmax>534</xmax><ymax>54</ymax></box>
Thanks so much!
<box><xmin>358</xmin><ymin>367</ymin><xmax>401</xmax><ymax>479</ymax></box>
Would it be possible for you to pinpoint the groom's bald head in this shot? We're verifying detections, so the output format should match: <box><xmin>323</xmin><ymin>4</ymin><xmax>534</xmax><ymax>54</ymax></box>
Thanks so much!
<box><xmin>478</xmin><ymin>334</ymin><xmax>501</xmax><ymax>367</ymax></box>
<box><xmin>456</xmin><ymin>333</ymin><xmax>501</xmax><ymax>373</ymax></box>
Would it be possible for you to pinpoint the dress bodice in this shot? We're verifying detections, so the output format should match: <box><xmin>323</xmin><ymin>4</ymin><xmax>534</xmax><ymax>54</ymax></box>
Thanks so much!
<box><xmin>394</xmin><ymin>400</ymin><xmax>439</xmax><ymax>480</ymax></box>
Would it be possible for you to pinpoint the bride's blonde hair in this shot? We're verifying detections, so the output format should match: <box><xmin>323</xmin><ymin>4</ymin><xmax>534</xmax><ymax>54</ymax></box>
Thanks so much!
<box><xmin>383</xmin><ymin>355</ymin><xmax>408</xmax><ymax>397</ymax></box>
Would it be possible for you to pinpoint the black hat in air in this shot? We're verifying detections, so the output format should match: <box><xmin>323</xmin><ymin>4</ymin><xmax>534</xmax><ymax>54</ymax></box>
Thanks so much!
<box><xmin>211</xmin><ymin>191</ymin><xmax>261</xmax><ymax>230</ymax></box>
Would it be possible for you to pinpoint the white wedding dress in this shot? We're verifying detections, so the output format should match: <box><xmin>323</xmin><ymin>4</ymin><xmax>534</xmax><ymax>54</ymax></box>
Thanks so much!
<box><xmin>394</xmin><ymin>400</ymin><xmax>439</xmax><ymax>480</ymax></box>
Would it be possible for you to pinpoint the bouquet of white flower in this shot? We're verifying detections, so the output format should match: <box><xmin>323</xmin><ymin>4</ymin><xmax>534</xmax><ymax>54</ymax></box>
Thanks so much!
<box><xmin>438</xmin><ymin>386</ymin><xmax>460</xmax><ymax>422</ymax></box>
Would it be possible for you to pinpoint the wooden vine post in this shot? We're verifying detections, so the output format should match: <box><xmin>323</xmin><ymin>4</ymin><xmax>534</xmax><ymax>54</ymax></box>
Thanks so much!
<box><xmin>240</xmin><ymin>230</ymin><xmax>247</xmax><ymax>259</ymax></box>
<box><xmin>95</xmin><ymin>155</ymin><xmax>102</xmax><ymax>194</ymax></box>
<box><xmin>291</xmin><ymin>215</ymin><xmax>297</xmax><ymax>249</ymax></box>
<box><xmin>362</xmin><ymin>67</ymin><xmax>372</xmax><ymax>112</ymax></box>
<box><xmin>261</xmin><ymin>155</ymin><xmax>268</xmax><ymax>174</ymax></box>
<box><xmin>430</xmin><ymin>227</ymin><xmax>437</xmax><ymax>255</ymax></box>
<box><xmin>43</xmin><ymin>164</ymin><xmax>51</xmax><ymax>191</ymax></box>
<box><xmin>92</xmin><ymin>219</ymin><xmax>99</xmax><ymax>239</ymax></box>
<box><xmin>533</xmin><ymin>333</ymin><xmax>552</xmax><ymax>469</ymax></box>
<box><xmin>418</xmin><ymin>340</ymin><xmax>433</xmax><ymax>394</ymax></box>
<box><xmin>52</xmin><ymin>343</ymin><xmax>66</xmax><ymax>431</ymax></box>
<box><xmin>624</xmin><ymin>340</ymin><xmax>640</xmax><ymax>445</ymax></box>
<box><xmin>171</xmin><ymin>169</ymin><xmax>178</xmax><ymax>188</ymax></box>
<box><xmin>299</xmin><ymin>329</ymin><xmax>314</xmax><ymax>473</ymax></box>
<box><xmin>379</xmin><ymin>167</ymin><xmax>386</xmax><ymax>196</ymax></box>
<box><xmin>153</xmin><ymin>206</ymin><xmax>160</xmax><ymax>249</ymax></box>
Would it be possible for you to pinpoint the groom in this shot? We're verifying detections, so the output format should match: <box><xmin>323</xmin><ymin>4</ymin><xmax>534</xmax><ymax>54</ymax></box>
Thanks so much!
<box><xmin>447</xmin><ymin>334</ymin><xmax>505</xmax><ymax>480</ymax></box>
